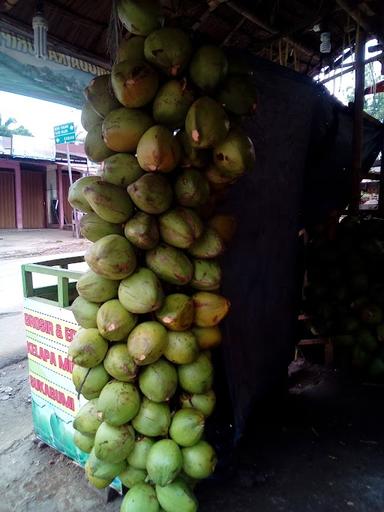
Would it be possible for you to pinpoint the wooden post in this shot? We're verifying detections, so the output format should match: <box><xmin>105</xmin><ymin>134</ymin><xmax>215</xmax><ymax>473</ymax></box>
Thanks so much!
<box><xmin>378</xmin><ymin>134</ymin><xmax>384</xmax><ymax>215</ymax></box>
<box><xmin>14</xmin><ymin>161</ymin><xmax>23</xmax><ymax>229</ymax></box>
<box><xmin>57</xmin><ymin>166</ymin><xmax>64</xmax><ymax>229</ymax></box>
<box><xmin>350</xmin><ymin>27</ymin><xmax>366</xmax><ymax>214</ymax></box>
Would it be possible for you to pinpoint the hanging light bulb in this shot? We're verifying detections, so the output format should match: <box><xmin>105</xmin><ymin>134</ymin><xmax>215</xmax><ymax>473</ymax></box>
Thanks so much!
<box><xmin>320</xmin><ymin>32</ymin><xmax>331</xmax><ymax>54</ymax></box>
<box><xmin>32</xmin><ymin>1</ymin><xmax>48</xmax><ymax>59</ymax></box>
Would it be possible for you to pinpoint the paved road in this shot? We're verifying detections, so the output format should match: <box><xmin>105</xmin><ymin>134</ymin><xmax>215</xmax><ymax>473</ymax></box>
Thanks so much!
<box><xmin>0</xmin><ymin>252</ymin><xmax>87</xmax><ymax>368</ymax></box>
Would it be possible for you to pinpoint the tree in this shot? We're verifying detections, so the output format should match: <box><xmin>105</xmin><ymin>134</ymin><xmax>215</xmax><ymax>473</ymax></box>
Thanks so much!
<box><xmin>345</xmin><ymin>66</ymin><xmax>384</xmax><ymax>122</ymax></box>
<box><xmin>0</xmin><ymin>115</ymin><xmax>32</xmax><ymax>137</ymax></box>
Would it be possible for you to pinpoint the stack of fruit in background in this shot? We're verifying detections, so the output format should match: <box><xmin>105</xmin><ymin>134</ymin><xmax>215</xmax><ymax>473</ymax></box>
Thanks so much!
<box><xmin>68</xmin><ymin>0</ymin><xmax>256</xmax><ymax>510</ymax></box>
<box><xmin>304</xmin><ymin>215</ymin><xmax>384</xmax><ymax>382</ymax></box>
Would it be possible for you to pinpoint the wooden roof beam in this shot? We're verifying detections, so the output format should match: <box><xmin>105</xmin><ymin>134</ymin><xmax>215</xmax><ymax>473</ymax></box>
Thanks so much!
<box><xmin>0</xmin><ymin>0</ymin><xmax>19</xmax><ymax>12</ymax></box>
<box><xmin>225</xmin><ymin>1</ymin><xmax>317</xmax><ymax>58</ymax></box>
<box><xmin>335</xmin><ymin>0</ymin><xmax>382</xmax><ymax>38</ymax></box>
<box><xmin>45</xmin><ymin>0</ymin><xmax>108</xmax><ymax>30</ymax></box>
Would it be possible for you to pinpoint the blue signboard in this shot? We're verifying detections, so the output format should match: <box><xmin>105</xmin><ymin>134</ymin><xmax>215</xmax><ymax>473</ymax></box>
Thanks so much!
<box><xmin>54</xmin><ymin>123</ymin><xmax>76</xmax><ymax>144</ymax></box>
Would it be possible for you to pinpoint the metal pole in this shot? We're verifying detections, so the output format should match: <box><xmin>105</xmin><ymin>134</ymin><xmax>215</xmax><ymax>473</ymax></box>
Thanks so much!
<box><xmin>66</xmin><ymin>142</ymin><xmax>73</xmax><ymax>185</ymax></box>
<box><xmin>378</xmin><ymin>134</ymin><xmax>384</xmax><ymax>215</ymax></box>
<box><xmin>350</xmin><ymin>28</ymin><xmax>366</xmax><ymax>214</ymax></box>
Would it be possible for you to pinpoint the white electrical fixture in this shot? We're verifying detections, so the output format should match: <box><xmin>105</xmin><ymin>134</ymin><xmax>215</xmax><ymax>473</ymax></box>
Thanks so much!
<box><xmin>32</xmin><ymin>4</ymin><xmax>48</xmax><ymax>60</ymax></box>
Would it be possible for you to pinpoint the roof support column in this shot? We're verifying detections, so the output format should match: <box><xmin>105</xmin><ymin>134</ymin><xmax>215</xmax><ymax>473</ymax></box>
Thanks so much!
<box><xmin>350</xmin><ymin>27</ymin><xmax>366</xmax><ymax>214</ymax></box>
<box><xmin>14</xmin><ymin>161</ymin><xmax>23</xmax><ymax>229</ymax></box>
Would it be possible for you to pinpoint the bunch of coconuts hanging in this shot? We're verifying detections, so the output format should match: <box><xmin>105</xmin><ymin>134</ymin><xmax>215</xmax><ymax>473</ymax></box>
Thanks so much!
<box><xmin>69</xmin><ymin>1</ymin><xmax>256</xmax><ymax>511</ymax></box>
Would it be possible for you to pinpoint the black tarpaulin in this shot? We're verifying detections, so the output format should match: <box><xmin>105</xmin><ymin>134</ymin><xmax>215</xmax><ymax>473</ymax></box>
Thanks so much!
<box><xmin>218</xmin><ymin>53</ymin><xmax>383</xmax><ymax>441</ymax></box>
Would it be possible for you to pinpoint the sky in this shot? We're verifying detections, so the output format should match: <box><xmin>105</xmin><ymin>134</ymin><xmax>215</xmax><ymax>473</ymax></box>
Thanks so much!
<box><xmin>0</xmin><ymin>91</ymin><xmax>83</xmax><ymax>141</ymax></box>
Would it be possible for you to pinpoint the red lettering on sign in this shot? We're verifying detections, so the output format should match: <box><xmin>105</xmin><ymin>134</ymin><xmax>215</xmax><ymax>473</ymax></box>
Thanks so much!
<box><xmin>24</xmin><ymin>313</ymin><xmax>54</xmax><ymax>335</ymax></box>
<box><xmin>65</xmin><ymin>327</ymin><xmax>77</xmax><ymax>343</ymax></box>
<box><xmin>56</xmin><ymin>324</ymin><xmax>63</xmax><ymax>339</ymax></box>
<box><xmin>29</xmin><ymin>376</ymin><xmax>75</xmax><ymax>411</ymax></box>
<box><xmin>58</xmin><ymin>355</ymin><xmax>74</xmax><ymax>374</ymax></box>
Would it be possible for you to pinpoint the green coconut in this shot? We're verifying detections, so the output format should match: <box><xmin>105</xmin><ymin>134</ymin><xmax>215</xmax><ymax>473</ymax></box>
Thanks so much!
<box><xmin>84</xmin><ymin>74</ymin><xmax>120</xmax><ymax>117</ymax></box>
<box><xmin>85</xmin><ymin>234</ymin><xmax>137</xmax><ymax>280</ymax></box>
<box><xmin>80</xmin><ymin>213</ymin><xmax>123</xmax><ymax>242</ymax></box>
<box><xmin>68</xmin><ymin>175</ymin><xmax>99</xmax><ymax>213</ymax></box>
<box><xmin>82</xmin><ymin>181</ymin><xmax>134</xmax><ymax>224</ymax></box>
<box><xmin>132</xmin><ymin>398</ymin><xmax>171</xmax><ymax>437</ymax></box>
<box><xmin>94</xmin><ymin>422</ymin><xmax>135</xmax><ymax>463</ymax></box>
<box><xmin>208</xmin><ymin>213</ymin><xmax>237</xmax><ymax>244</ymax></box>
<box><xmin>156</xmin><ymin>478</ymin><xmax>198</xmax><ymax>512</ymax></box>
<box><xmin>128</xmin><ymin>437</ymin><xmax>155</xmax><ymax>470</ymax></box>
<box><xmin>96</xmin><ymin>299</ymin><xmax>137</xmax><ymax>341</ymax></box>
<box><xmin>159</xmin><ymin>208</ymin><xmax>203</xmax><ymax>249</ymax></box>
<box><xmin>144</xmin><ymin>28</ymin><xmax>192</xmax><ymax>76</ymax></box>
<box><xmin>205</xmin><ymin>164</ymin><xmax>235</xmax><ymax>186</ymax></box>
<box><xmin>68</xmin><ymin>328</ymin><xmax>108</xmax><ymax>368</ymax></box>
<box><xmin>71</xmin><ymin>296</ymin><xmax>100</xmax><ymax>328</ymax></box>
<box><xmin>85</xmin><ymin>463</ymin><xmax>113</xmax><ymax>489</ymax></box>
<box><xmin>127</xmin><ymin>174</ymin><xmax>173</xmax><ymax>214</ymax></box>
<box><xmin>76</xmin><ymin>270</ymin><xmax>119</xmax><ymax>303</ymax></box>
<box><xmin>192</xmin><ymin>326</ymin><xmax>222</xmax><ymax>350</ymax></box>
<box><xmin>217</xmin><ymin>74</ymin><xmax>257</xmax><ymax>115</ymax></box>
<box><xmin>116</xmin><ymin>35</ymin><xmax>145</xmax><ymax>63</ymax></box>
<box><xmin>178</xmin><ymin>352</ymin><xmax>213</xmax><ymax>394</ymax></box>
<box><xmin>185</xmin><ymin>96</ymin><xmax>230</xmax><ymax>148</ymax></box>
<box><xmin>147</xmin><ymin>439</ymin><xmax>183</xmax><ymax>486</ymax></box>
<box><xmin>121</xmin><ymin>483</ymin><xmax>160</xmax><ymax>512</ymax></box>
<box><xmin>360</xmin><ymin>304</ymin><xmax>383</xmax><ymax>325</ymax></box>
<box><xmin>85</xmin><ymin>123</ymin><xmax>115</xmax><ymax>162</ymax></box>
<box><xmin>117</xmin><ymin>0</ymin><xmax>163</xmax><ymax>36</ymax></box>
<box><xmin>191</xmin><ymin>259</ymin><xmax>221</xmax><ymax>290</ymax></box>
<box><xmin>124</xmin><ymin>212</ymin><xmax>160</xmax><ymax>250</ymax></box>
<box><xmin>127</xmin><ymin>321</ymin><xmax>168</xmax><ymax>365</ymax></box>
<box><xmin>119</xmin><ymin>466</ymin><xmax>147</xmax><ymax>488</ymax></box>
<box><xmin>189</xmin><ymin>45</ymin><xmax>228</xmax><ymax>92</ymax></box>
<box><xmin>102</xmin><ymin>153</ymin><xmax>144</xmax><ymax>188</ymax></box>
<box><xmin>155</xmin><ymin>293</ymin><xmax>194</xmax><ymax>331</ymax></box>
<box><xmin>118</xmin><ymin>267</ymin><xmax>163</xmax><ymax>314</ymax></box>
<box><xmin>188</xmin><ymin>228</ymin><xmax>225</xmax><ymax>259</ymax></box>
<box><xmin>169</xmin><ymin>408</ymin><xmax>205</xmax><ymax>447</ymax></box>
<box><xmin>81</xmin><ymin>101</ymin><xmax>103</xmax><ymax>131</ymax></box>
<box><xmin>139</xmin><ymin>359</ymin><xmax>178</xmax><ymax>402</ymax></box>
<box><xmin>86</xmin><ymin>448</ymin><xmax>127</xmax><ymax>480</ymax></box>
<box><xmin>213</xmin><ymin>129</ymin><xmax>256</xmax><ymax>178</ymax></box>
<box><xmin>177</xmin><ymin>130</ymin><xmax>210</xmax><ymax>168</ymax></box>
<box><xmin>182</xmin><ymin>441</ymin><xmax>217</xmax><ymax>479</ymax></box>
<box><xmin>72</xmin><ymin>363</ymin><xmax>110</xmax><ymax>400</ymax></box>
<box><xmin>153</xmin><ymin>79</ymin><xmax>194</xmax><ymax>129</ymax></box>
<box><xmin>111</xmin><ymin>60</ymin><xmax>159</xmax><ymax>108</ymax></box>
<box><xmin>174</xmin><ymin>168</ymin><xmax>210</xmax><ymax>208</ymax></box>
<box><xmin>103</xmin><ymin>343</ymin><xmax>138</xmax><ymax>382</ymax></box>
<box><xmin>180</xmin><ymin>389</ymin><xmax>216</xmax><ymax>417</ymax></box>
<box><xmin>146</xmin><ymin>244</ymin><xmax>193</xmax><ymax>286</ymax></box>
<box><xmin>73</xmin><ymin>399</ymin><xmax>102</xmax><ymax>435</ymax></box>
<box><xmin>164</xmin><ymin>331</ymin><xmax>199</xmax><ymax>365</ymax></box>
<box><xmin>193</xmin><ymin>291</ymin><xmax>230</xmax><ymax>327</ymax></box>
<box><xmin>74</xmin><ymin>431</ymin><xmax>95</xmax><ymax>453</ymax></box>
<box><xmin>97</xmin><ymin>380</ymin><xmax>140</xmax><ymax>426</ymax></box>
<box><xmin>136</xmin><ymin>125</ymin><xmax>181</xmax><ymax>173</ymax></box>
<box><xmin>102</xmin><ymin>107</ymin><xmax>153</xmax><ymax>153</ymax></box>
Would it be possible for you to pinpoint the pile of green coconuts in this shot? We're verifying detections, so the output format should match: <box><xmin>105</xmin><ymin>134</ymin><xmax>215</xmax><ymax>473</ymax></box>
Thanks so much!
<box><xmin>67</xmin><ymin>1</ymin><xmax>257</xmax><ymax>510</ymax></box>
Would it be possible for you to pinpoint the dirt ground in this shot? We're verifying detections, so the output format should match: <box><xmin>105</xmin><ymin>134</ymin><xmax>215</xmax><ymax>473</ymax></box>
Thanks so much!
<box><xmin>1</xmin><ymin>359</ymin><xmax>383</xmax><ymax>512</ymax></box>
<box><xmin>0</xmin><ymin>229</ymin><xmax>90</xmax><ymax>260</ymax></box>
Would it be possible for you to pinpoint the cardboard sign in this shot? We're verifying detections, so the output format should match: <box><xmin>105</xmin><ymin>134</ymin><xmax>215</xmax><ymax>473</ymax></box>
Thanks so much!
<box><xmin>24</xmin><ymin>297</ymin><xmax>122</xmax><ymax>492</ymax></box>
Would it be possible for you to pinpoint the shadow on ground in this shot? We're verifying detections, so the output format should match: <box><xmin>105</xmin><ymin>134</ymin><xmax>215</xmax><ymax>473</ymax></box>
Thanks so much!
<box><xmin>1</xmin><ymin>360</ymin><xmax>383</xmax><ymax>512</ymax></box>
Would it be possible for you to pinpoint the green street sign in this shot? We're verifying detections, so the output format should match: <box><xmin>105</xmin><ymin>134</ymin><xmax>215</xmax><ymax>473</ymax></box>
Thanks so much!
<box><xmin>54</xmin><ymin>122</ymin><xmax>76</xmax><ymax>144</ymax></box>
